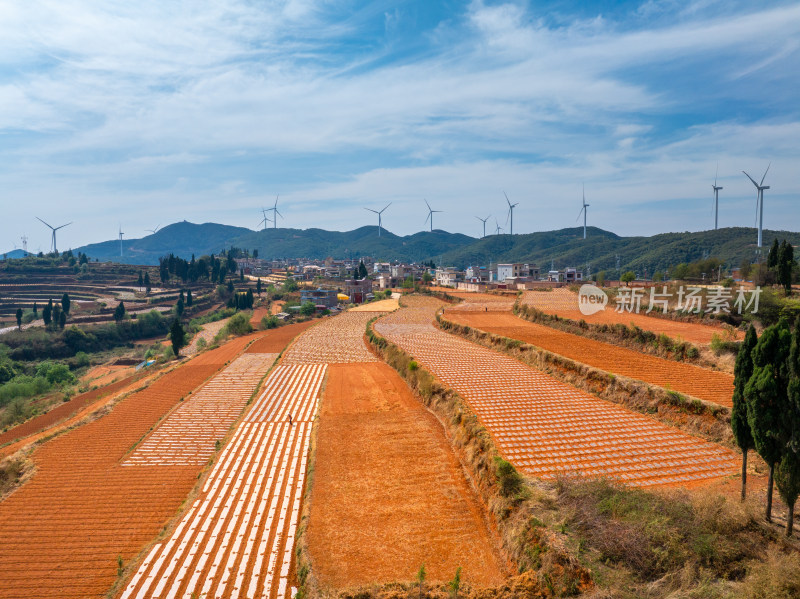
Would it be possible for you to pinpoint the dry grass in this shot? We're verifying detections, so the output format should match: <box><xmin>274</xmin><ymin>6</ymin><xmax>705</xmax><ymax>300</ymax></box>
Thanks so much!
<box><xmin>0</xmin><ymin>450</ymin><xmax>34</xmax><ymax>500</ymax></box>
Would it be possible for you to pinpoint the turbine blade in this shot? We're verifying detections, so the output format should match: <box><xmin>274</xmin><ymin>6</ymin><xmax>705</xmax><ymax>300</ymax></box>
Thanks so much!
<box><xmin>36</xmin><ymin>217</ymin><xmax>53</xmax><ymax>229</ymax></box>
<box><xmin>760</xmin><ymin>162</ymin><xmax>771</xmax><ymax>186</ymax></box>
<box><xmin>714</xmin><ymin>162</ymin><xmax>718</xmax><ymax>187</ymax></box>
<box><xmin>503</xmin><ymin>191</ymin><xmax>511</xmax><ymax>207</ymax></box>
<box><xmin>425</xmin><ymin>199</ymin><xmax>431</xmax><ymax>210</ymax></box>
<box><xmin>382</xmin><ymin>202</ymin><xmax>392</xmax><ymax>212</ymax></box>
<box><xmin>365</xmin><ymin>208</ymin><xmax>378</xmax><ymax>213</ymax></box>
<box><xmin>425</xmin><ymin>213</ymin><xmax>431</xmax><ymax>224</ymax></box>
<box><xmin>742</xmin><ymin>171</ymin><xmax>759</xmax><ymax>187</ymax></box>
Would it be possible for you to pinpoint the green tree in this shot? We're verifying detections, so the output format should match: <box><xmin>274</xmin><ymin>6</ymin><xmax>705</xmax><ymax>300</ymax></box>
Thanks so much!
<box><xmin>767</xmin><ymin>238</ymin><xmax>780</xmax><ymax>269</ymax></box>
<box><xmin>416</xmin><ymin>563</ymin><xmax>426</xmax><ymax>599</ymax></box>
<box><xmin>58</xmin><ymin>310</ymin><xmax>66</xmax><ymax>329</ymax></box>
<box><xmin>186</xmin><ymin>289</ymin><xmax>193</xmax><ymax>307</ymax></box>
<box><xmin>778</xmin><ymin>240</ymin><xmax>794</xmax><ymax>295</ymax></box>
<box><xmin>15</xmin><ymin>308</ymin><xmax>22</xmax><ymax>330</ymax></box>
<box><xmin>253</xmin><ymin>249</ymin><xmax>258</xmax><ymax>259</ymax></box>
<box><xmin>358</xmin><ymin>260</ymin><xmax>368</xmax><ymax>279</ymax></box>
<box><xmin>227</xmin><ymin>280</ymin><xmax>234</xmax><ymax>294</ymax></box>
<box><xmin>218</xmin><ymin>266</ymin><xmax>227</xmax><ymax>285</ymax></box>
<box><xmin>43</xmin><ymin>299</ymin><xmax>52</xmax><ymax>326</ymax></box>
<box><xmin>620</xmin><ymin>271</ymin><xmax>635</xmax><ymax>286</ymax></box>
<box><xmin>652</xmin><ymin>271</ymin><xmax>664</xmax><ymax>282</ymax></box>
<box><xmin>240</xmin><ymin>268</ymin><xmax>244</xmax><ymax>282</ymax></box>
<box><xmin>595</xmin><ymin>271</ymin><xmax>606</xmax><ymax>287</ymax></box>
<box><xmin>246</xmin><ymin>288</ymin><xmax>254</xmax><ymax>309</ymax></box>
<box><xmin>775</xmin><ymin>452</ymin><xmax>800</xmax><ymax>536</ymax></box>
<box><xmin>32</xmin><ymin>301</ymin><xmax>38</xmax><ymax>316</ymax></box>
<box><xmin>422</xmin><ymin>271</ymin><xmax>433</xmax><ymax>284</ymax></box>
<box><xmin>448</xmin><ymin>567</ymin><xmax>462</xmax><ymax>599</ymax></box>
<box><xmin>256</xmin><ymin>278</ymin><xmax>262</xmax><ymax>296</ymax></box>
<box><xmin>780</xmin><ymin>316</ymin><xmax>800</xmax><ymax>535</ymax></box>
<box><xmin>732</xmin><ymin>325</ymin><xmax>757</xmax><ymax>500</ymax></box>
<box><xmin>746</xmin><ymin>320</ymin><xmax>792</xmax><ymax>522</ymax></box>
<box><xmin>114</xmin><ymin>301</ymin><xmax>126</xmax><ymax>322</ymax></box>
<box><xmin>300</xmin><ymin>301</ymin><xmax>315</xmax><ymax>316</ymax></box>
<box><xmin>144</xmin><ymin>272</ymin><xmax>152</xmax><ymax>294</ymax></box>
<box><xmin>176</xmin><ymin>297</ymin><xmax>185</xmax><ymax>318</ymax></box>
<box><xmin>138</xmin><ymin>271</ymin><xmax>144</xmax><ymax>289</ymax></box>
<box><xmin>61</xmin><ymin>292</ymin><xmax>70</xmax><ymax>314</ymax></box>
<box><xmin>402</xmin><ymin>276</ymin><xmax>414</xmax><ymax>289</ymax></box>
<box><xmin>739</xmin><ymin>258</ymin><xmax>753</xmax><ymax>281</ymax></box>
<box><xmin>169</xmin><ymin>319</ymin><xmax>186</xmax><ymax>357</ymax></box>
<box><xmin>51</xmin><ymin>304</ymin><xmax>61</xmax><ymax>328</ymax></box>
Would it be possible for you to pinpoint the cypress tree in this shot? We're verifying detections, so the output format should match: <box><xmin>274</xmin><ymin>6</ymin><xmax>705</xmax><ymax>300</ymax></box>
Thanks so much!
<box><xmin>778</xmin><ymin>240</ymin><xmax>794</xmax><ymax>296</ymax></box>
<box><xmin>746</xmin><ymin>320</ymin><xmax>793</xmax><ymax>522</ymax></box>
<box><xmin>138</xmin><ymin>271</ymin><xmax>144</xmax><ymax>289</ymax></box>
<box><xmin>33</xmin><ymin>301</ymin><xmax>38</xmax><ymax>316</ymax></box>
<box><xmin>768</xmin><ymin>238</ymin><xmax>780</xmax><ymax>269</ymax></box>
<box><xmin>781</xmin><ymin>316</ymin><xmax>800</xmax><ymax>535</ymax></box>
<box><xmin>256</xmin><ymin>278</ymin><xmax>262</xmax><ymax>296</ymax></box>
<box><xmin>58</xmin><ymin>310</ymin><xmax>66</xmax><ymax>329</ymax></box>
<box><xmin>246</xmin><ymin>288</ymin><xmax>254</xmax><ymax>309</ymax></box>
<box><xmin>144</xmin><ymin>272</ymin><xmax>151</xmax><ymax>294</ymax></box>
<box><xmin>732</xmin><ymin>325</ymin><xmax>757</xmax><ymax>500</ymax></box>
<box><xmin>16</xmin><ymin>308</ymin><xmax>22</xmax><ymax>330</ymax></box>
<box><xmin>186</xmin><ymin>290</ymin><xmax>193</xmax><ymax>307</ymax></box>
<box><xmin>114</xmin><ymin>301</ymin><xmax>126</xmax><ymax>322</ymax></box>
<box><xmin>170</xmin><ymin>319</ymin><xmax>186</xmax><ymax>357</ymax></box>
<box><xmin>43</xmin><ymin>300</ymin><xmax>52</xmax><ymax>326</ymax></box>
<box><xmin>61</xmin><ymin>292</ymin><xmax>70</xmax><ymax>314</ymax></box>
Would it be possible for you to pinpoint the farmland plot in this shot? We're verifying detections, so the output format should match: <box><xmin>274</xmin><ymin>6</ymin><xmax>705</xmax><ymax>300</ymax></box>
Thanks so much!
<box><xmin>522</xmin><ymin>289</ymin><xmax>740</xmax><ymax>344</ymax></box>
<box><xmin>124</xmin><ymin>353</ymin><xmax>278</xmax><ymax>466</ymax></box>
<box><xmin>375</xmin><ymin>297</ymin><xmax>737</xmax><ymax>487</ymax></box>
<box><xmin>446</xmin><ymin>311</ymin><xmax>735</xmax><ymax>408</ymax></box>
<box><xmin>281</xmin><ymin>312</ymin><xmax>377</xmax><ymax>364</ymax></box>
<box><xmin>120</xmin><ymin>364</ymin><xmax>326</xmax><ymax>599</ymax></box>
<box><xmin>307</xmin><ymin>362</ymin><xmax>506</xmax><ymax>588</ymax></box>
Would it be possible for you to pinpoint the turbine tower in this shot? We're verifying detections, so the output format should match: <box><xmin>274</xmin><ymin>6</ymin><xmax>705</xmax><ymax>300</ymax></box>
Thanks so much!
<box><xmin>365</xmin><ymin>203</ymin><xmax>391</xmax><ymax>236</ymax></box>
<box><xmin>475</xmin><ymin>215</ymin><xmax>490</xmax><ymax>238</ymax></box>
<box><xmin>20</xmin><ymin>235</ymin><xmax>28</xmax><ymax>253</ymax></box>
<box><xmin>494</xmin><ymin>218</ymin><xmax>503</xmax><ymax>235</ymax></box>
<box><xmin>712</xmin><ymin>166</ymin><xmax>722</xmax><ymax>230</ymax></box>
<box><xmin>118</xmin><ymin>224</ymin><xmax>124</xmax><ymax>258</ymax></box>
<box><xmin>576</xmin><ymin>184</ymin><xmax>590</xmax><ymax>239</ymax></box>
<box><xmin>424</xmin><ymin>199</ymin><xmax>442</xmax><ymax>232</ymax></box>
<box><xmin>268</xmin><ymin>195</ymin><xmax>283</xmax><ymax>229</ymax></box>
<box><xmin>742</xmin><ymin>164</ymin><xmax>770</xmax><ymax>248</ymax></box>
<box><xmin>36</xmin><ymin>217</ymin><xmax>71</xmax><ymax>253</ymax></box>
<box><xmin>503</xmin><ymin>191</ymin><xmax>519</xmax><ymax>235</ymax></box>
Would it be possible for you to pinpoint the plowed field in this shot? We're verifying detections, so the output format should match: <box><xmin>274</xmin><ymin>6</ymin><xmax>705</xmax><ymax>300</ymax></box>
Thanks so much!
<box><xmin>120</xmin><ymin>364</ymin><xmax>326</xmax><ymax>599</ymax></box>
<box><xmin>307</xmin><ymin>363</ymin><xmax>505</xmax><ymax>588</ymax></box>
<box><xmin>447</xmin><ymin>292</ymin><xmax>516</xmax><ymax>312</ymax></box>
<box><xmin>0</xmin><ymin>363</ymin><xmax>221</xmax><ymax>599</ymax></box>
<box><xmin>446</xmin><ymin>311</ymin><xmax>734</xmax><ymax>408</ymax></box>
<box><xmin>375</xmin><ymin>297</ymin><xmax>737</xmax><ymax>487</ymax></box>
<box><xmin>522</xmin><ymin>289</ymin><xmax>740</xmax><ymax>344</ymax></box>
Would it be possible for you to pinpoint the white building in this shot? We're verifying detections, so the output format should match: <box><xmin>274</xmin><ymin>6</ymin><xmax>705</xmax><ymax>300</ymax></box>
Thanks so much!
<box><xmin>497</xmin><ymin>263</ymin><xmax>540</xmax><ymax>281</ymax></box>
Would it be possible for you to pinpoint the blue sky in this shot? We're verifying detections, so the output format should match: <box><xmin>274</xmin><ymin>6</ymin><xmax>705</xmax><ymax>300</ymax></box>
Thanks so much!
<box><xmin>1</xmin><ymin>0</ymin><xmax>798</xmax><ymax>251</ymax></box>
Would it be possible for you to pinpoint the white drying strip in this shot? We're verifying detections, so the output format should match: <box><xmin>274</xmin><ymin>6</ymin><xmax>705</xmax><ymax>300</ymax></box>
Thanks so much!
<box><xmin>120</xmin><ymin>364</ymin><xmax>326</xmax><ymax>599</ymax></box>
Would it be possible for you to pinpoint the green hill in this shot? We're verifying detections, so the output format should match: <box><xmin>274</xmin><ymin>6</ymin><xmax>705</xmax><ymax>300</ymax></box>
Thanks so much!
<box><xmin>439</xmin><ymin>227</ymin><xmax>800</xmax><ymax>275</ymax></box>
<box><xmin>74</xmin><ymin>221</ymin><xmax>799</xmax><ymax>274</ymax></box>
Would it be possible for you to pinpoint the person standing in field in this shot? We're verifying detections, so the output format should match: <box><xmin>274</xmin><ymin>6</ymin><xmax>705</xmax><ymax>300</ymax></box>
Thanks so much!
<box><xmin>289</xmin><ymin>414</ymin><xmax>293</xmax><ymax>426</ymax></box>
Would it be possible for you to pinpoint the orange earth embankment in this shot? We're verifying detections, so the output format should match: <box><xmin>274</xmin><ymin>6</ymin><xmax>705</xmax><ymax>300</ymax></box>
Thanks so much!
<box><xmin>307</xmin><ymin>362</ymin><xmax>506</xmax><ymax>589</ymax></box>
<box><xmin>446</xmin><ymin>311</ymin><xmax>734</xmax><ymax>408</ymax></box>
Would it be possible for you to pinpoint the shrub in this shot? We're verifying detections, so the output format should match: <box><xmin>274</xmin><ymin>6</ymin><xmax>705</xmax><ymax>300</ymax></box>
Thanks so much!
<box><xmin>260</xmin><ymin>315</ymin><xmax>279</xmax><ymax>330</ymax></box>
<box><xmin>494</xmin><ymin>456</ymin><xmax>524</xmax><ymax>497</ymax></box>
<box><xmin>225</xmin><ymin>313</ymin><xmax>253</xmax><ymax>336</ymax></box>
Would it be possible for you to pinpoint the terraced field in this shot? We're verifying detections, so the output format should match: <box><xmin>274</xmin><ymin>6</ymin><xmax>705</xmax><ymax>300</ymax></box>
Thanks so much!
<box><xmin>124</xmin><ymin>353</ymin><xmax>278</xmax><ymax>467</ymax></box>
<box><xmin>446</xmin><ymin>311</ymin><xmax>735</xmax><ymax>407</ymax></box>
<box><xmin>521</xmin><ymin>288</ymin><xmax>740</xmax><ymax>344</ymax></box>
<box><xmin>120</xmin><ymin>364</ymin><xmax>325</xmax><ymax>599</ymax></box>
<box><xmin>375</xmin><ymin>297</ymin><xmax>737</xmax><ymax>487</ymax></box>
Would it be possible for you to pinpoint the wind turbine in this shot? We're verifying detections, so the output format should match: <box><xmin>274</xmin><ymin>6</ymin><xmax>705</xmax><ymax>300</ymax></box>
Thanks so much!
<box><xmin>36</xmin><ymin>217</ymin><xmax>71</xmax><ymax>253</ymax></box>
<box><xmin>118</xmin><ymin>224</ymin><xmax>124</xmax><ymax>258</ymax></box>
<box><xmin>742</xmin><ymin>163</ymin><xmax>770</xmax><ymax>248</ymax></box>
<box><xmin>494</xmin><ymin>218</ymin><xmax>503</xmax><ymax>236</ymax></box>
<box><xmin>268</xmin><ymin>195</ymin><xmax>283</xmax><ymax>229</ymax></box>
<box><xmin>711</xmin><ymin>166</ymin><xmax>723</xmax><ymax>230</ymax></box>
<box><xmin>576</xmin><ymin>184</ymin><xmax>590</xmax><ymax>239</ymax></box>
<box><xmin>20</xmin><ymin>235</ymin><xmax>28</xmax><ymax>253</ymax></box>
<box><xmin>258</xmin><ymin>208</ymin><xmax>272</xmax><ymax>231</ymax></box>
<box><xmin>503</xmin><ymin>191</ymin><xmax>519</xmax><ymax>235</ymax></box>
<box><xmin>475</xmin><ymin>215</ymin><xmax>490</xmax><ymax>238</ymax></box>
<box><xmin>424</xmin><ymin>199</ymin><xmax>442</xmax><ymax>232</ymax></box>
<box><xmin>365</xmin><ymin>203</ymin><xmax>391</xmax><ymax>236</ymax></box>
<box><xmin>145</xmin><ymin>224</ymin><xmax>161</xmax><ymax>235</ymax></box>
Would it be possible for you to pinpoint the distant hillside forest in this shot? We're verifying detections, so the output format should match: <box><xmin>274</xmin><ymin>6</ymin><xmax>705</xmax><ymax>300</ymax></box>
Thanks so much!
<box><xmin>66</xmin><ymin>221</ymin><xmax>800</xmax><ymax>277</ymax></box>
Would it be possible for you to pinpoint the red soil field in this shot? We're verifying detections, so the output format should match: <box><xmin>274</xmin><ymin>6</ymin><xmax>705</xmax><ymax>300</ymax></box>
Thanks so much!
<box><xmin>244</xmin><ymin>319</ymin><xmax>318</xmax><ymax>354</ymax></box>
<box><xmin>375</xmin><ymin>297</ymin><xmax>737</xmax><ymax>488</ymax></box>
<box><xmin>250</xmin><ymin>306</ymin><xmax>269</xmax><ymax>326</ymax></box>
<box><xmin>307</xmin><ymin>362</ymin><xmax>506</xmax><ymax>589</ymax></box>
<box><xmin>446</xmin><ymin>311</ymin><xmax>734</xmax><ymax>408</ymax></box>
<box><xmin>0</xmin><ymin>373</ymin><xmax>143</xmax><ymax>448</ymax></box>
<box><xmin>0</xmin><ymin>329</ymin><xmax>299</xmax><ymax>599</ymax></box>
<box><xmin>0</xmin><ymin>363</ymin><xmax>220</xmax><ymax>599</ymax></box>
<box><xmin>120</xmin><ymin>363</ymin><xmax>327</xmax><ymax>599</ymax></box>
<box><xmin>521</xmin><ymin>289</ymin><xmax>740</xmax><ymax>344</ymax></box>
